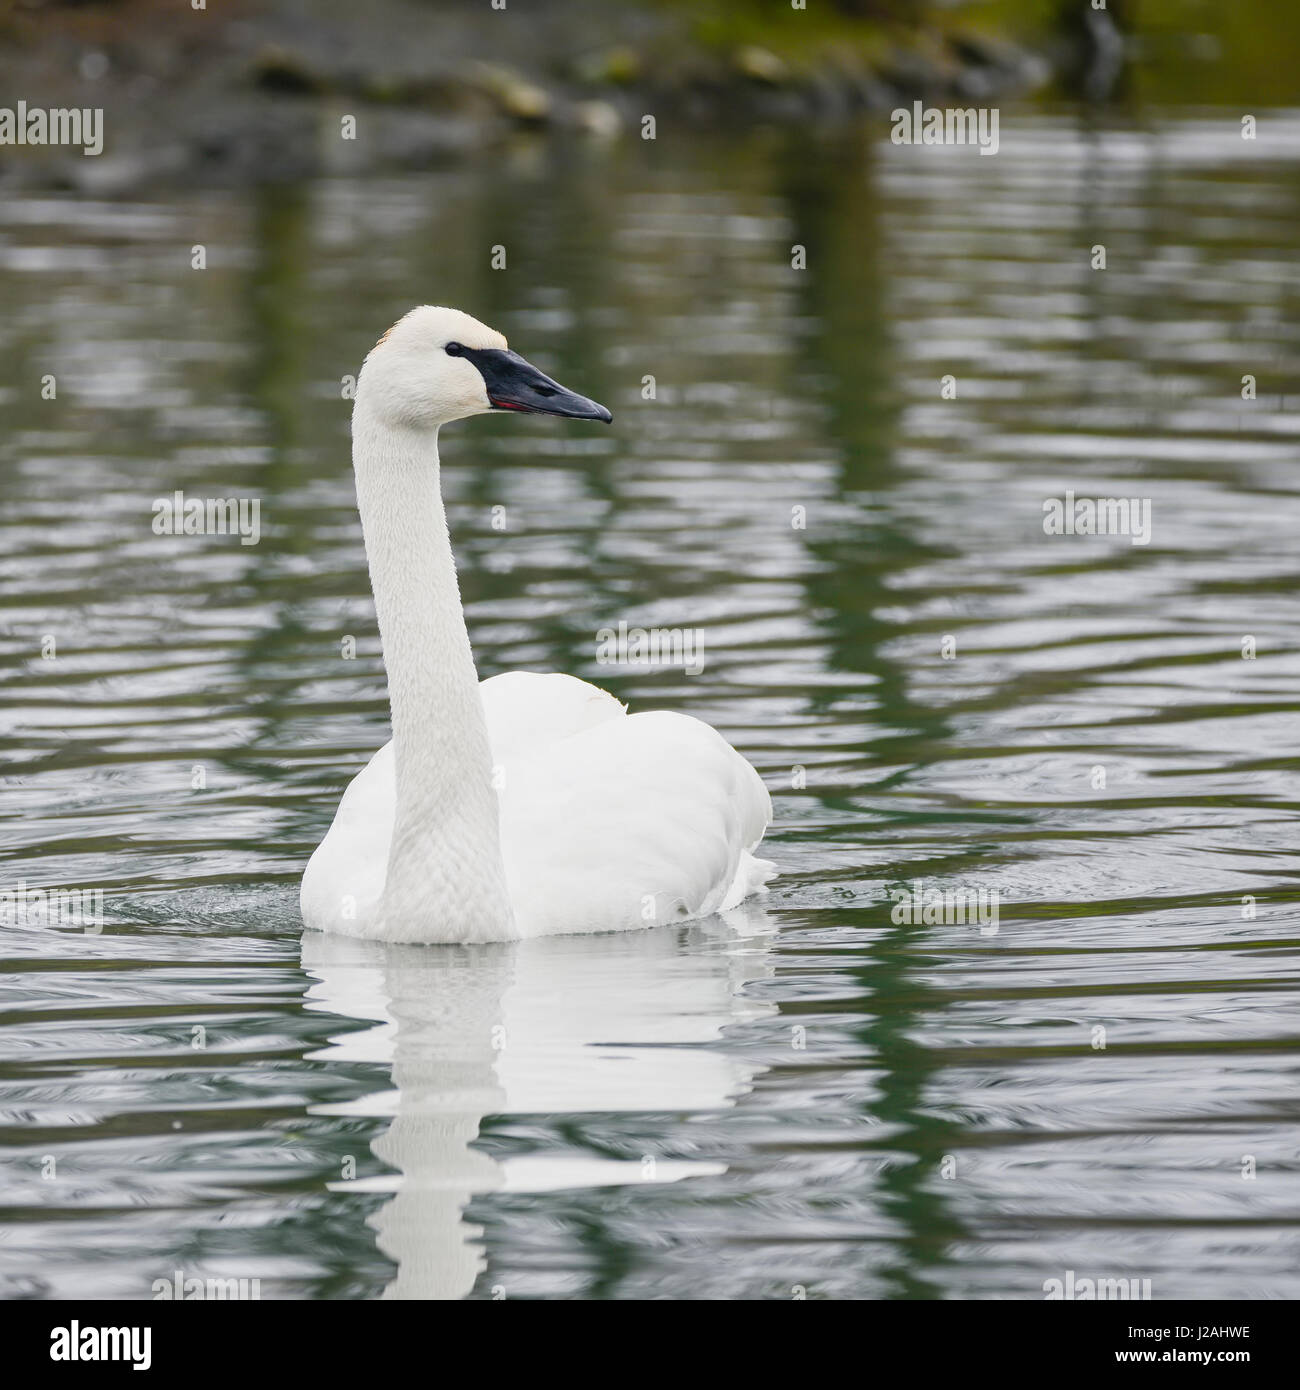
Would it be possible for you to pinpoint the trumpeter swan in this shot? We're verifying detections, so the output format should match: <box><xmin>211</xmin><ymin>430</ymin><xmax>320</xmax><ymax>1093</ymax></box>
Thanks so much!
<box><xmin>300</xmin><ymin>306</ymin><xmax>775</xmax><ymax>943</ymax></box>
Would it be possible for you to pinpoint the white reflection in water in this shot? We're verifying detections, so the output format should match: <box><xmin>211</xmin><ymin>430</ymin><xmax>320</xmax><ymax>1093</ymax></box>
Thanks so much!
<box><xmin>301</xmin><ymin>906</ymin><xmax>776</xmax><ymax>1299</ymax></box>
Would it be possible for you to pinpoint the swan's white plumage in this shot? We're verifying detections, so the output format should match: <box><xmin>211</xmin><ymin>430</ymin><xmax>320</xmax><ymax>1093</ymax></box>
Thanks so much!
<box><xmin>302</xmin><ymin>671</ymin><xmax>775</xmax><ymax>940</ymax></box>
<box><xmin>299</xmin><ymin>305</ymin><xmax>775</xmax><ymax>944</ymax></box>
<box><xmin>480</xmin><ymin>670</ymin><xmax>625</xmax><ymax>766</ymax></box>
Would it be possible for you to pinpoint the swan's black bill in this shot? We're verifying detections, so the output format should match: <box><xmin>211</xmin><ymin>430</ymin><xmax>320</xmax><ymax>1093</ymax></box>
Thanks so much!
<box><xmin>460</xmin><ymin>346</ymin><xmax>612</xmax><ymax>423</ymax></box>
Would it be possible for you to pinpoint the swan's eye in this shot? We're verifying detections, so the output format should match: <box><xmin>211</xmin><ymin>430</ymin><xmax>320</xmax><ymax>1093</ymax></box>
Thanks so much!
<box><xmin>445</xmin><ymin>342</ymin><xmax>464</xmax><ymax>357</ymax></box>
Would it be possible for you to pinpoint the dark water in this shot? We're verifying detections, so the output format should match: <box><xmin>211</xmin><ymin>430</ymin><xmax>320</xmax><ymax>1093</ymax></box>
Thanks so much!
<box><xmin>3</xmin><ymin>108</ymin><xmax>1300</xmax><ymax>1300</ymax></box>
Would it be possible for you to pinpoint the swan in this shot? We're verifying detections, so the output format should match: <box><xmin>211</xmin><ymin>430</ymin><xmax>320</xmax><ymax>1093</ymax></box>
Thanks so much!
<box><xmin>300</xmin><ymin>305</ymin><xmax>775</xmax><ymax>944</ymax></box>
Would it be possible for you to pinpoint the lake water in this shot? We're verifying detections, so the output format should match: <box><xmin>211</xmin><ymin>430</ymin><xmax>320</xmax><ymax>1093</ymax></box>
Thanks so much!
<box><xmin>2</xmin><ymin>107</ymin><xmax>1299</xmax><ymax>1300</ymax></box>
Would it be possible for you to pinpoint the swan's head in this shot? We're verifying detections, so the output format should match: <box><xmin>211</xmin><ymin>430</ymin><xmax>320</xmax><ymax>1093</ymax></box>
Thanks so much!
<box><xmin>358</xmin><ymin>305</ymin><xmax>612</xmax><ymax>431</ymax></box>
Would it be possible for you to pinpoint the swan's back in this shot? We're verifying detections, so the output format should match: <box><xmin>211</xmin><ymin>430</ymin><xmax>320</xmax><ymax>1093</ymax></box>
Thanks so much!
<box><xmin>500</xmin><ymin>705</ymin><xmax>773</xmax><ymax>937</ymax></box>
<box><xmin>479</xmin><ymin>671</ymin><xmax>625</xmax><ymax>766</ymax></box>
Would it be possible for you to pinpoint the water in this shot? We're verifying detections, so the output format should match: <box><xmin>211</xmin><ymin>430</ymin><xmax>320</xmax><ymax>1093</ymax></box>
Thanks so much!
<box><xmin>2</xmin><ymin>108</ymin><xmax>1300</xmax><ymax>1300</ymax></box>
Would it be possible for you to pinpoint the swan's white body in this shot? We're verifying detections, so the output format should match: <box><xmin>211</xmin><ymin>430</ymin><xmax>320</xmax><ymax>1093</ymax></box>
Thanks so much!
<box><xmin>300</xmin><ymin>307</ymin><xmax>774</xmax><ymax>944</ymax></box>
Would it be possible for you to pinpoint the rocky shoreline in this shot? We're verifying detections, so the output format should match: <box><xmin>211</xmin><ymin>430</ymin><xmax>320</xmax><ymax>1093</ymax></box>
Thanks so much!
<box><xmin>1</xmin><ymin>0</ymin><xmax>1079</xmax><ymax>193</ymax></box>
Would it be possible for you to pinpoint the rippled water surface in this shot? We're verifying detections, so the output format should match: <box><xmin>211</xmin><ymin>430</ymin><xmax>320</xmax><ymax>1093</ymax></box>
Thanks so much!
<box><xmin>3</xmin><ymin>109</ymin><xmax>1300</xmax><ymax>1300</ymax></box>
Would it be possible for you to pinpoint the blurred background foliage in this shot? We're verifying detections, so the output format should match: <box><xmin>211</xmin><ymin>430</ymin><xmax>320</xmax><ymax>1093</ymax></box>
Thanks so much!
<box><xmin>669</xmin><ymin>0</ymin><xmax>1300</xmax><ymax>106</ymax></box>
<box><xmin>5</xmin><ymin>0</ymin><xmax>1298</xmax><ymax>110</ymax></box>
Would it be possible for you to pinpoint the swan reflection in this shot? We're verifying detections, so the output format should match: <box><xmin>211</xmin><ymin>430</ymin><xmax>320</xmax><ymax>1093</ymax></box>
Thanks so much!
<box><xmin>302</xmin><ymin>905</ymin><xmax>776</xmax><ymax>1298</ymax></box>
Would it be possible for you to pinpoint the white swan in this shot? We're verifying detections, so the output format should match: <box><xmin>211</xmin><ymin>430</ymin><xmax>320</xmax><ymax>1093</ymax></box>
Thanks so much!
<box><xmin>301</xmin><ymin>306</ymin><xmax>774</xmax><ymax>944</ymax></box>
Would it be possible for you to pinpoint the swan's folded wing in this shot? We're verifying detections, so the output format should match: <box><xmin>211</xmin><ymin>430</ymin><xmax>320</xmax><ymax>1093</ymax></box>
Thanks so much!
<box><xmin>480</xmin><ymin>671</ymin><xmax>625</xmax><ymax>768</ymax></box>
<box><xmin>300</xmin><ymin>740</ymin><xmax>395</xmax><ymax>931</ymax></box>
<box><xmin>498</xmin><ymin>709</ymin><xmax>773</xmax><ymax>937</ymax></box>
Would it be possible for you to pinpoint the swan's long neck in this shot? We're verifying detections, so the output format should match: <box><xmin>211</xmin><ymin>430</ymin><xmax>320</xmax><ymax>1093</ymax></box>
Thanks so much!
<box><xmin>352</xmin><ymin>403</ymin><xmax>515</xmax><ymax>940</ymax></box>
